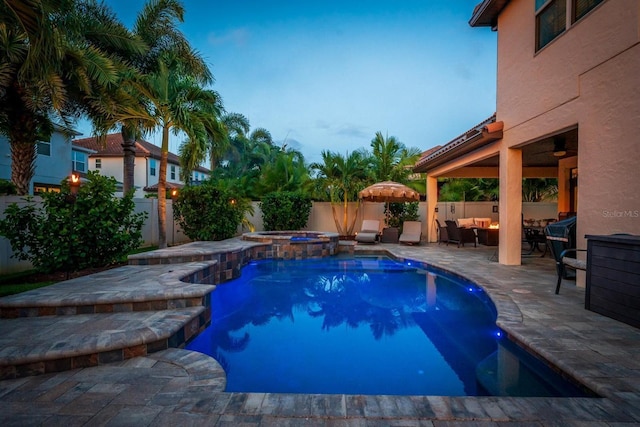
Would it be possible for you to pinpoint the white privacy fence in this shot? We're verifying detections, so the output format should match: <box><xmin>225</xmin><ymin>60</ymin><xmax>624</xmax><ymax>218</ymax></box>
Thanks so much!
<box><xmin>1</xmin><ymin>196</ymin><xmax>558</xmax><ymax>274</ymax></box>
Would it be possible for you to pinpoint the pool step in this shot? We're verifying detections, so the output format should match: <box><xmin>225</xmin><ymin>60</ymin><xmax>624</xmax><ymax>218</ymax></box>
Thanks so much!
<box><xmin>0</xmin><ymin>263</ymin><xmax>216</xmax><ymax>318</ymax></box>
<box><xmin>0</xmin><ymin>307</ymin><xmax>208</xmax><ymax>380</ymax></box>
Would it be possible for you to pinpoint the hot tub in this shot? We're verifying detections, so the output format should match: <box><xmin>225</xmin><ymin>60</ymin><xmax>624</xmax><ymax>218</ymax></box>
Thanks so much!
<box><xmin>242</xmin><ymin>231</ymin><xmax>340</xmax><ymax>259</ymax></box>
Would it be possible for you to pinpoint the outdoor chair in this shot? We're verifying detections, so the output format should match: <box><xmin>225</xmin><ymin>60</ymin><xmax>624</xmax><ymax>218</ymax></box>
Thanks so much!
<box><xmin>355</xmin><ymin>219</ymin><xmax>380</xmax><ymax>244</ymax></box>
<box><xmin>445</xmin><ymin>220</ymin><xmax>477</xmax><ymax>248</ymax></box>
<box><xmin>435</xmin><ymin>219</ymin><xmax>448</xmax><ymax>244</ymax></box>
<box><xmin>399</xmin><ymin>221</ymin><xmax>422</xmax><ymax>245</ymax></box>
<box><xmin>544</xmin><ymin>216</ymin><xmax>580</xmax><ymax>294</ymax></box>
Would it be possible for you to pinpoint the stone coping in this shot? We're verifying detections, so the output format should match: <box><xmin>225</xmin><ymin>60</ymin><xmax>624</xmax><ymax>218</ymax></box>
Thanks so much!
<box><xmin>0</xmin><ymin>263</ymin><xmax>217</xmax><ymax>318</ymax></box>
<box><xmin>0</xmin><ymin>308</ymin><xmax>208</xmax><ymax>379</ymax></box>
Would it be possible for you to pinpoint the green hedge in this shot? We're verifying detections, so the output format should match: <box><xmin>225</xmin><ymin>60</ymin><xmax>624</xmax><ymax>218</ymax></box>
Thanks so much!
<box><xmin>173</xmin><ymin>184</ymin><xmax>249</xmax><ymax>240</ymax></box>
<box><xmin>260</xmin><ymin>191</ymin><xmax>312</xmax><ymax>231</ymax></box>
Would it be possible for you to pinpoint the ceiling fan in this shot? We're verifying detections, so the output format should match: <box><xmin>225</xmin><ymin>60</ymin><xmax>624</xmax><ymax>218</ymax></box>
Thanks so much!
<box><xmin>539</xmin><ymin>136</ymin><xmax>577</xmax><ymax>158</ymax></box>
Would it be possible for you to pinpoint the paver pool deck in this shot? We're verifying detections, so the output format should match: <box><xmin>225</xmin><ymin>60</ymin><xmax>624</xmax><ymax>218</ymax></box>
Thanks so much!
<box><xmin>1</xmin><ymin>238</ymin><xmax>639</xmax><ymax>426</ymax></box>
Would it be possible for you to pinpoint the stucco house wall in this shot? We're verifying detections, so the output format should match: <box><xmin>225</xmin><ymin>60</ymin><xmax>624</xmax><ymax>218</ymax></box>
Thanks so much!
<box><xmin>0</xmin><ymin>127</ymin><xmax>79</xmax><ymax>194</ymax></box>
<box><xmin>495</xmin><ymin>0</ymin><xmax>640</xmax><ymax>263</ymax></box>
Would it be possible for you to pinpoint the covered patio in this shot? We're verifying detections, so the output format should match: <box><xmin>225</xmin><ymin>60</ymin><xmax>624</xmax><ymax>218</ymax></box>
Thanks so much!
<box><xmin>414</xmin><ymin>115</ymin><xmax>578</xmax><ymax>267</ymax></box>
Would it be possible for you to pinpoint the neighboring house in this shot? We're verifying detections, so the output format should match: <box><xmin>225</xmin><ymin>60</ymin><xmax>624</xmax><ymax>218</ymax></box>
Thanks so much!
<box><xmin>73</xmin><ymin>133</ymin><xmax>210</xmax><ymax>197</ymax></box>
<box><xmin>414</xmin><ymin>0</ymin><xmax>640</xmax><ymax>271</ymax></box>
<box><xmin>0</xmin><ymin>124</ymin><xmax>81</xmax><ymax>194</ymax></box>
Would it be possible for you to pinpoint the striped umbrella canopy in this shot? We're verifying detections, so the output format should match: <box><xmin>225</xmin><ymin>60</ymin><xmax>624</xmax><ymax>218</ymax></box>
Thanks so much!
<box><xmin>358</xmin><ymin>181</ymin><xmax>420</xmax><ymax>203</ymax></box>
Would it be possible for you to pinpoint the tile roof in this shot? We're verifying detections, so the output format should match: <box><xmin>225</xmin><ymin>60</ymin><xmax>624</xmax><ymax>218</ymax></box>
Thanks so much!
<box><xmin>143</xmin><ymin>182</ymin><xmax>184</xmax><ymax>192</ymax></box>
<box><xmin>413</xmin><ymin>114</ymin><xmax>501</xmax><ymax>173</ymax></box>
<box><xmin>73</xmin><ymin>133</ymin><xmax>210</xmax><ymax>173</ymax></box>
<box><xmin>73</xmin><ymin>133</ymin><xmax>180</xmax><ymax>165</ymax></box>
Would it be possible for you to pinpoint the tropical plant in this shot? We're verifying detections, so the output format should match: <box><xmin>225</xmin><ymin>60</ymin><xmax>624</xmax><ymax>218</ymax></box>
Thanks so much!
<box><xmin>370</xmin><ymin>131</ymin><xmax>421</xmax><ymax>184</ymax></box>
<box><xmin>209</xmin><ymin>120</ymin><xmax>278</xmax><ymax>200</ymax></box>
<box><xmin>310</xmin><ymin>150</ymin><xmax>372</xmax><ymax>236</ymax></box>
<box><xmin>256</xmin><ymin>146</ymin><xmax>311</xmax><ymax>196</ymax></box>
<box><xmin>385</xmin><ymin>201</ymin><xmax>419</xmax><ymax>230</ymax></box>
<box><xmin>173</xmin><ymin>183</ymin><xmax>251</xmax><ymax>241</ymax></box>
<box><xmin>260</xmin><ymin>191</ymin><xmax>312</xmax><ymax>231</ymax></box>
<box><xmin>0</xmin><ymin>0</ymin><xmax>146</xmax><ymax>195</ymax></box>
<box><xmin>0</xmin><ymin>172</ymin><xmax>145</xmax><ymax>273</ymax></box>
<box><xmin>134</xmin><ymin>53</ymin><xmax>223</xmax><ymax>248</ymax></box>
<box><xmin>438</xmin><ymin>178</ymin><xmax>499</xmax><ymax>202</ymax></box>
<box><xmin>522</xmin><ymin>178</ymin><xmax>558</xmax><ymax>202</ymax></box>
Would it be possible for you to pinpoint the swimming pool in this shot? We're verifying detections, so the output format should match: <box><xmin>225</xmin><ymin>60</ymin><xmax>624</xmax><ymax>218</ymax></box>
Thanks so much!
<box><xmin>186</xmin><ymin>256</ymin><xmax>588</xmax><ymax>396</ymax></box>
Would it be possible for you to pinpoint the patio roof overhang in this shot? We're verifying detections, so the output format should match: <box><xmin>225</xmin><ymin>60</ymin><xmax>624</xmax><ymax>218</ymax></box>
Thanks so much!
<box><xmin>413</xmin><ymin>115</ymin><xmax>503</xmax><ymax>174</ymax></box>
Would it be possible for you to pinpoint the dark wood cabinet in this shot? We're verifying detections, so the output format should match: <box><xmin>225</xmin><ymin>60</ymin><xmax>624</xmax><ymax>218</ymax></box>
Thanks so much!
<box><xmin>381</xmin><ymin>227</ymin><xmax>399</xmax><ymax>243</ymax></box>
<box><xmin>585</xmin><ymin>234</ymin><xmax>640</xmax><ymax>328</ymax></box>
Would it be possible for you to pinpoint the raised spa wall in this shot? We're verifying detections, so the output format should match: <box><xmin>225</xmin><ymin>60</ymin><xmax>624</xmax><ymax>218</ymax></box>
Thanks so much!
<box><xmin>241</xmin><ymin>231</ymin><xmax>341</xmax><ymax>260</ymax></box>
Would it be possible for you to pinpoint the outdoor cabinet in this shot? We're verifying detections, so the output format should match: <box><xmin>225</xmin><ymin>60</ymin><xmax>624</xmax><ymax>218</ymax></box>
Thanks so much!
<box><xmin>585</xmin><ymin>234</ymin><xmax>640</xmax><ymax>328</ymax></box>
<box><xmin>381</xmin><ymin>227</ymin><xmax>399</xmax><ymax>243</ymax></box>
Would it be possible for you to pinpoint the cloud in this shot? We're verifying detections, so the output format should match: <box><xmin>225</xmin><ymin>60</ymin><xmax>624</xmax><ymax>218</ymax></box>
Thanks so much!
<box><xmin>207</xmin><ymin>28</ymin><xmax>250</xmax><ymax>47</ymax></box>
<box><xmin>335</xmin><ymin>124</ymin><xmax>370</xmax><ymax>139</ymax></box>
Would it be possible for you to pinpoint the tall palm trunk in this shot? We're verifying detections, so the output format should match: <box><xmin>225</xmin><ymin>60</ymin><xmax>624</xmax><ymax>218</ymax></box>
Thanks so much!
<box><xmin>8</xmin><ymin>105</ymin><xmax>39</xmax><ymax>195</ymax></box>
<box><xmin>121</xmin><ymin>125</ymin><xmax>137</xmax><ymax>195</ymax></box>
<box><xmin>157</xmin><ymin>126</ymin><xmax>169</xmax><ymax>248</ymax></box>
<box><xmin>10</xmin><ymin>139</ymin><xmax>37</xmax><ymax>196</ymax></box>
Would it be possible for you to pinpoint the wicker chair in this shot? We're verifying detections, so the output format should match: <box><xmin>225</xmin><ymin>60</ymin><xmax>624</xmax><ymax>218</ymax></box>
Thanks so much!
<box><xmin>445</xmin><ymin>220</ymin><xmax>477</xmax><ymax>248</ymax></box>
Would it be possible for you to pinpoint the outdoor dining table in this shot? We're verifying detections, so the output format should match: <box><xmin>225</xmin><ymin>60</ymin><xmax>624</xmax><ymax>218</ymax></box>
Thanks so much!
<box><xmin>524</xmin><ymin>226</ymin><xmax>548</xmax><ymax>256</ymax></box>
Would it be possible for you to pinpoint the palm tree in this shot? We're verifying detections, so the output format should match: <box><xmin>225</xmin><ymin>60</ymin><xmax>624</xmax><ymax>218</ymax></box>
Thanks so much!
<box><xmin>370</xmin><ymin>131</ymin><xmax>422</xmax><ymax>184</ymax></box>
<box><xmin>310</xmin><ymin>150</ymin><xmax>372</xmax><ymax>236</ymax></box>
<box><xmin>136</xmin><ymin>57</ymin><xmax>223</xmax><ymax>248</ymax></box>
<box><xmin>0</xmin><ymin>0</ymin><xmax>145</xmax><ymax>195</ymax></box>
<box><xmin>209</xmin><ymin>123</ymin><xmax>276</xmax><ymax>200</ymax></box>
<box><xmin>257</xmin><ymin>145</ymin><xmax>311</xmax><ymax>195</ymax></box>
<box><xmin>89</xmin><ymin>0</ymin><xmax>212</xmax><ymax>194</ymax></box>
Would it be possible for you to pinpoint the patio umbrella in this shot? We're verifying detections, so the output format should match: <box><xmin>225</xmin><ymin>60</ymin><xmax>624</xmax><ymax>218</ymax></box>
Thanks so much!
<box><xmin>358</xmin><ymin>181</ymin><xmax>421</xmax><ymax>226</ymax></box>
<box><xmin>358</xmin><ymin>181</ymin><xmax>420</xmax><ymax>203</ymax></box>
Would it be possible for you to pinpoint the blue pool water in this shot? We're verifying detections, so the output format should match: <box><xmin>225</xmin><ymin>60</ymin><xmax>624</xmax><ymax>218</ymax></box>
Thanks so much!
<box><xmin>186</xmin><ymin>256</ymin><xmax>589</xmax><ymax>396</ymax></box>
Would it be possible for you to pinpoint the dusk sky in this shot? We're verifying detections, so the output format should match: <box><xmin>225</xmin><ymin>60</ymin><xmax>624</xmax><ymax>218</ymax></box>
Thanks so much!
<box><xmin>81</xmin><ymin>0</ymin><xmax>498</xmax><ymax>164</ymax></box>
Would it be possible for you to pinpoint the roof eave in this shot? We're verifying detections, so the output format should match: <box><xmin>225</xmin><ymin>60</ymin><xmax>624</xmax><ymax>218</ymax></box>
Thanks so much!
<box><xmin>469</xmin><ymin>0</ymin><xmax>510</xmax><ymax>28</ymax></box>
<box><xmin>413</xmin><ymin>116</ymin><xmax>503</xmax><ymax>174</ymax></box>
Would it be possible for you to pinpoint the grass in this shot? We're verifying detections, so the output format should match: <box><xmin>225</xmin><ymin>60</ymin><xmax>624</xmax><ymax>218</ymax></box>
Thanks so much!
<box><xmin>0</xmin><ymin>245</ymin><xmax>159</xmax><ymax>297</ymax></box>
<box><xmin>0</xmin><ymin>281</ymin><xmax>56</xmax><ymax>297</ymax></box>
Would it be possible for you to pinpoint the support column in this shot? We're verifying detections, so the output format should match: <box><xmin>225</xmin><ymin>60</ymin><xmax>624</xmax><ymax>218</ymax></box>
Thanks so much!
<box><xmin>426</xmin><ymin>174</ymin><xmax>438</xmax><ymax>242</ymax></box>
<box><xmin>499</xmin><ymin>147</ymin><xmax>522</xmax><ymax>265</ymax></box>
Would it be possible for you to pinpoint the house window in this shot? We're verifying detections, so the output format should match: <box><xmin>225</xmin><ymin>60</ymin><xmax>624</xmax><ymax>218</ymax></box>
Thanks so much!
<box><xmin>95</xmin><ymin>158</ymin><xmax>102</xmax><ymax>169</ymax></box>
<box><xmin>37</xmin><ymin>139</ymin><xmax>51</xmax><ymax>156</ymax></box>
<box><xmin>170</xmin><ymin>165</ymin><xmax>176</xmax><ymax>180</ymax></box>
<box><xmin>150</xmin><ymin>159</ymin><xmax>156</xmax><ymax>176</ymax></box>
<box><xmin>573</xmin><ymin>0</ymin><xmax>603</xmax><ymax>22</ymax></box>
<box><xmin>72</xmin><ymin>151</ymin><xmax>86</xmax><ymax>172</ymax></box>
<box><xmin>536</xmin><ymin>0</ymin><xmax>566</xmax><ymax>51</ymax></box>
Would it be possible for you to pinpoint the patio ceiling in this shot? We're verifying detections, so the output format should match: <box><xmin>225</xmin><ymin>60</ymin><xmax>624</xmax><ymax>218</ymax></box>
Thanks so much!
<box><xmin>416</xmin><ymin>127</ymin><xmax>578</xmax><ymax>173</ymax></box>
<box><xmin>470</xmin><ymin>128</ymin><xmax>579</xmax><ymax>168</ymax></box>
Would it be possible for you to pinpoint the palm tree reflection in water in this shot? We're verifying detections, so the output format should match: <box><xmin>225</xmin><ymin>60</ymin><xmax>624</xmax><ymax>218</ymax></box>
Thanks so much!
<box><xmin>186</xmin><ymin>257</ymin><xmax>498</xmax><ymax>395</ymax></box>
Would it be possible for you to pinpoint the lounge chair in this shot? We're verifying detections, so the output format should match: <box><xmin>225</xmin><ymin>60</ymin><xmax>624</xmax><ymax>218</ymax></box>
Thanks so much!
<box><xmin>435</xmin><ymin>219</ymin><xmax>448</xmax><ymax>244</ymax></box>
<box><xmin>399</xmin><ymin>221</ymin><xmax>422</xmax><ymax>245</ymax></box>
<box><xmin>355</xmin><ymin>219</ymin><xmax>380</xmax><ymax>244</ymax></box>
<box><xmin>445</xmin><ymin>220</ymin><xmax>477</xmax><ymax>247</ymax></box>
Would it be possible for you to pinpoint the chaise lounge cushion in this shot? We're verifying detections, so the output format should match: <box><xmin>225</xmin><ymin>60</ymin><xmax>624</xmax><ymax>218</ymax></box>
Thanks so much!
<box><xmin>355</xmin><ymin>219</ymin><xmax>380</xmax><ymax>243</ymax></box>
<box><xmin>399</xmin><ymin>221</ymin><xmax>422</xmax><ymax>245</ymax></box>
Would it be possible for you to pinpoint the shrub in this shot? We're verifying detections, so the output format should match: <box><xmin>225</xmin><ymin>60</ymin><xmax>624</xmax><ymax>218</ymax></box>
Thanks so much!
<box><xmin>260</xmin><ymin>191</ymin><xmax>312</xmax><ymax>231</ymax></box>
<box><xmin>385</xmin><ymin>201</ymin><xmax>419</xmax><ymax>230</ymax></box>
<box><xmin>0</xmin><ymin>179</ymin><xmax>16</xmax><ymax>195</ymax></box>
<box><xmin>0</xmin><ymin>172</ymin><xmax>146</xmax><ymax>273</ymax></box>
<box><xmin>173</xmin><ymin>184</ymin><xmax>249</xmax><ymax>240</ymax></box>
